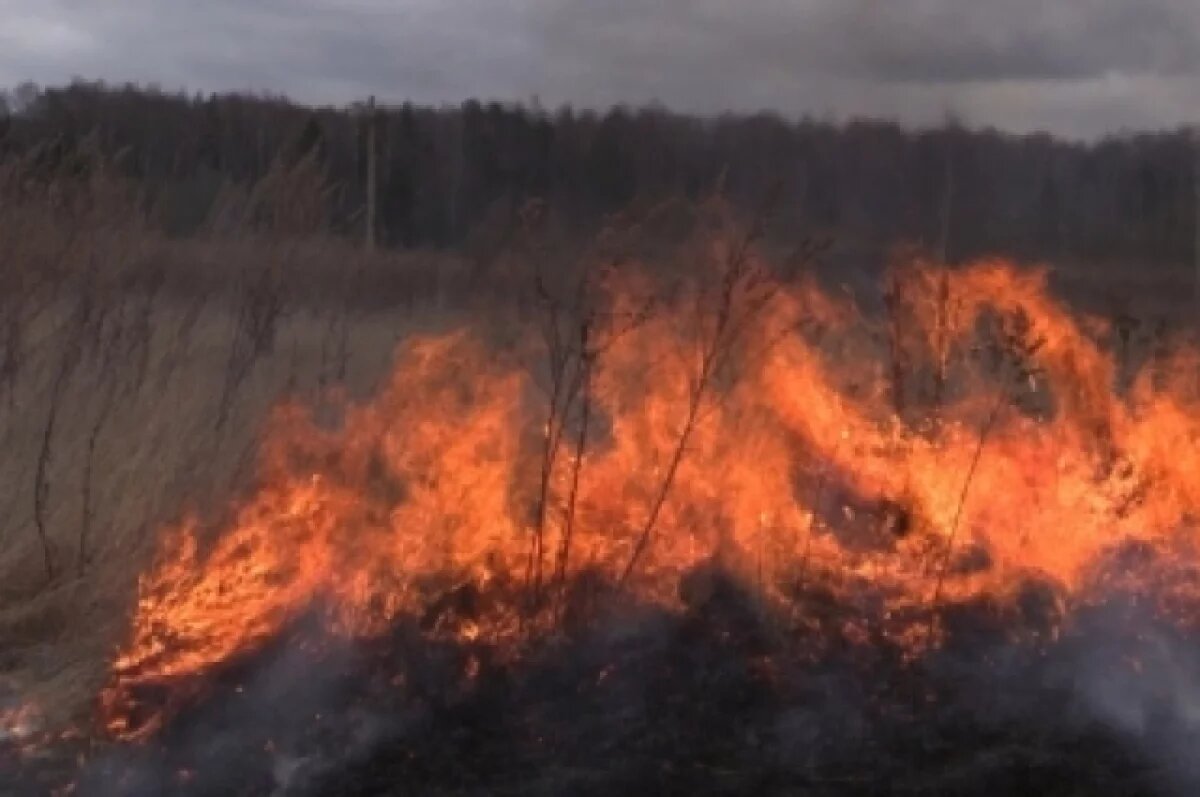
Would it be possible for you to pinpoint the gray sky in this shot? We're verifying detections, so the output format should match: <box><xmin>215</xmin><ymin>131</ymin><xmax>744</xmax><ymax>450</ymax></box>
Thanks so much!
<box><xmin>0</xmin><ymin>0</ymin><xmax>1198</xmax><ymax>139</ymax></box>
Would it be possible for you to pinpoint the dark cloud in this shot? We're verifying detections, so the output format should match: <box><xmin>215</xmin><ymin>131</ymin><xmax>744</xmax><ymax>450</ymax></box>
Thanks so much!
<box><xmin>840</xmin><ymin>0</ymin><xmax>1200</xmax><ymax>83</ymax></box>
<box><xmin>0</xmin><ymin>0</ymin><xmax>1197</xmax><ymax>137</ymax></box>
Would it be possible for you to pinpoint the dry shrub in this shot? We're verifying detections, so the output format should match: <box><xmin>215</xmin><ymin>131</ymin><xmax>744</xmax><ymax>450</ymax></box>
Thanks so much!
<box><xmin>0</xmin><ymin>146</ymin><xmax>469</xmax><ymax>728</ymax></box>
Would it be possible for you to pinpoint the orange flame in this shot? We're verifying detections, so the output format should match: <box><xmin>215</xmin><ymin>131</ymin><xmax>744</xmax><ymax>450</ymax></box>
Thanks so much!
<box><xmin>99</xmin><ymin>256</ymin><xmax>1200</xmax><ymax>739</ymax></box>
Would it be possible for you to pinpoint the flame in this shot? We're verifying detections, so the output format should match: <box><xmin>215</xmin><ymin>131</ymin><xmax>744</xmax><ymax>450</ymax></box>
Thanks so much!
<box><xmin>98</xmin><ymin>256</ymin><xmax>1200</xmax><ymax>739</ymax></box>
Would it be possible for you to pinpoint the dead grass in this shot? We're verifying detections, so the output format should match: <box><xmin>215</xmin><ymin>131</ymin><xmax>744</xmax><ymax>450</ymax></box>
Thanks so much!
<box><xmin>0</xmin><ymin>141</ymin><xmax>541</xmax><ymax>731</ymax></box>
<box><xmin>0</xmin><ymin>225</ymin><xmax>475</xmax><ymax>732</ymax></box>
<box><xmin>1</xmin><ymin>293</ymin><xmax>468</xmax><ymax>723</ymax></box>
<box><xmin>0</xmin><ymin>150</ymin><xmax>1189</xmax><ymax>738</ymax></box>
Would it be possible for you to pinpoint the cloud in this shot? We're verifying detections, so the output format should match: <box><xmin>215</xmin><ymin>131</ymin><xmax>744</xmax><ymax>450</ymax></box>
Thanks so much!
<box><xmin>836</xmin><ymin>0</ymin><xmax>1200</xmax><ymax>83</ymax></box>
<box><xmin>0</xmin><ymin>0</ymin><xmax>1197</xmax><ymax>137</ymax></box>
<box><xmin>526</xmin><ymin>0</ymin><xmax>1200</xmax><ymax>133</ymax></box>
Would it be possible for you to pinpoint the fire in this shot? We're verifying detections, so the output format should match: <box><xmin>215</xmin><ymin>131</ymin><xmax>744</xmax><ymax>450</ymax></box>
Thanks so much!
<box><xmin>98</xmin><ymin>253</ymin><xmax>1200</xmax><ymax>739</ymax></box>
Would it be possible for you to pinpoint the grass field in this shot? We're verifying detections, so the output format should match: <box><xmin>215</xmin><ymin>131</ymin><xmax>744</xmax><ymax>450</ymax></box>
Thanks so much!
<box><xmin>3</xmin><ymin>164</ymin><xmax>1200</xmax><ymax>795</ymax></box>
<box><xmin>0</xmin><ymin>224</ymin><xmax>483</xmax><ymax>731</ymax></box>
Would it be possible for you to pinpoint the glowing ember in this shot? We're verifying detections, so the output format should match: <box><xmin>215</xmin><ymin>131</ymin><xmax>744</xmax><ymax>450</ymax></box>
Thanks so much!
<box><xmin>98</xmin><ymin>256</ymin><xmax>1200</xmax><ymax>740</ymax></box>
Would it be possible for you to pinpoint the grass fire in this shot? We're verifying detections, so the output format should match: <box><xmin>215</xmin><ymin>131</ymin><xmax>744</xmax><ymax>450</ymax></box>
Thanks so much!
<box><xmin>4</xmin><ymin>79</ymin><xmax>1200</xmax><ymax>796</ymax></box>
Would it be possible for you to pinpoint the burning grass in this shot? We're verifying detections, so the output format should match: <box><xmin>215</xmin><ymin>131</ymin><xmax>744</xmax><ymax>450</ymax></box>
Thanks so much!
<box><xmin>103</xmin><ymin>253</ymin><xmax>1200</xmax><ymax>694</ymax></box>
<box><xmin>4</xmin><ymin>193</ymin><xmax>1200</xmax><ymax>794</ymax></box>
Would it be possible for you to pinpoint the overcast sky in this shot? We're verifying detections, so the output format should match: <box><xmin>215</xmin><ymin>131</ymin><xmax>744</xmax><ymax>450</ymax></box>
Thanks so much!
<box><xmin>1</xmin><ymin>0</ymin><xmax>1198</xmax><ymax>139</ymax></box>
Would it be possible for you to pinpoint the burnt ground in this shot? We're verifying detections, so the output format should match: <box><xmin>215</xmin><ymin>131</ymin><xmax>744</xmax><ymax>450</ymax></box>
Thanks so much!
<box><xmin>4</xmin><ymin>561</ymin><xmax>1200</xmax><ymax>797</ymax></box>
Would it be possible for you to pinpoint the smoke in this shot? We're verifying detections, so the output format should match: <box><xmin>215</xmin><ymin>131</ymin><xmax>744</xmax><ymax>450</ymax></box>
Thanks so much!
<box><xmin>1069</xmin><ymin>608</ymin><xmax>1200</xmax><ymax>796</ymax></box>
<box><xmin>75</xmin><ymin>614</ymin><xmax>400</xmax><ymax>796</ymax></box>
<box><xmin>47</xmin><ymin>562</ymin><xmax>1200</xmax><ymax>796</ymax></box>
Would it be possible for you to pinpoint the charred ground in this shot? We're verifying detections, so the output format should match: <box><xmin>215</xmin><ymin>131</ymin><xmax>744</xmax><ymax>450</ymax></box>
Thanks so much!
<box><xmin>7</xmin><ymin>559</ymin><xmax>1197</xmax><ymax>796</ymax></box>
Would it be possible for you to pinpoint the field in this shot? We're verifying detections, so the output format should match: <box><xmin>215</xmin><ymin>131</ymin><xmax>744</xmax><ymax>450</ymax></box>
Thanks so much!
<box><xmin>2</xmin><ymin>155</ymin><xmax>1200</xmax><ymax>796</ymax></box>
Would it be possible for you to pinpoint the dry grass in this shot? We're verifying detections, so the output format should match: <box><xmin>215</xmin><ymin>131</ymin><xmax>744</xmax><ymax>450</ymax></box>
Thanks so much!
<box><xmin>0</xmin><ymin>277</ymin><xmax>468</xmax><ymax>727</ymax></box>
<box><xmin>0</xmin><ymin>153</ymin><xmax>487</xmax><ymax>727</ymax></box>
<box><xmin>0</xmin><ymin>149</ymin><xmax>1190</xmax><ymax>738</ymax></box>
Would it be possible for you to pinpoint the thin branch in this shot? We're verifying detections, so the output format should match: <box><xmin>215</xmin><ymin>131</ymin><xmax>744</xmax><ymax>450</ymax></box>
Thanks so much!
<box><xmin>927</xmin><ymin>389</ymin><xmax>1006</xmax><ymax>635</ymax></box>
<box><xmin>555</xmin><ymin>326</ymin><xmax>593</xmax><ymax>616</ymax></box>
<box><xmin>618</xmin><ymin>202</ymin><xmax>782</xmax><ymax>586</ymax></box>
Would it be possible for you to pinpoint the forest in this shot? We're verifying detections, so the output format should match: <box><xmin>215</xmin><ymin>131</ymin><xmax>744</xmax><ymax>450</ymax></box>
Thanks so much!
<box><xmin>1</xmin><ymin>79</ymin><xmax>1196</xmax><ymax>267</ymax></box>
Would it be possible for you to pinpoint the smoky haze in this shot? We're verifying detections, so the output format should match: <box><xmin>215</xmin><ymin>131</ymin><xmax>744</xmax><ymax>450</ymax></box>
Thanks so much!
<box><xmin>0</xmin><ymin>0</ymin><xmax>1198</xmax><ymax>138</ymax></box>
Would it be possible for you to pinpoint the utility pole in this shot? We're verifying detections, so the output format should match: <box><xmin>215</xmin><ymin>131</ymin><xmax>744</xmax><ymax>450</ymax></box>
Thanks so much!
<box><xmin>938</xmin><ymin>113</ymin><xmax>959</xmax><ymax>265</ymax></box>
<box><xmin>365</xmin><ymin>95</ymin><xmax>378</xmax><ymax>251</ymax></box>
<box><xmin>939</xmin><ymin>154</ymin><xmax>954</xmax><ymax>264</ymax></box>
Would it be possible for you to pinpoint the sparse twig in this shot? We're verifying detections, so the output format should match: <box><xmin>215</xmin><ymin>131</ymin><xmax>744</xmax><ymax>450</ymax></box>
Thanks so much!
<box><xmin>217</xmin><ymin>256</ymin><xmax>288</xmax><ymax>430</ymax></box>
<box><xmin>619</xmin><ymin>195</ymin><xmax>791</xmax><ymax>586</ymax></box>
<box><xmin>78</xmin><ymin>371</ymin><xmax>118</xmax><ymax>575</ymax></box>
<box><xmin>33</xmin><ymin>263</ymin><xmax>99</xmax><ymax>582</ymax></box>
<box><xmin>927</xmin><ymin>388</ymin><xmax>1005</xmax><ymax>621</ymax></box>
<box><xmin>554</xmin><ymin>320</ymin><xmax>593</xmax><ymax>615</ymax></box>
<box><xmin>927</xmin><ymin>307</ymin><xmax>1045</xmax><ymax>638</ymax></box>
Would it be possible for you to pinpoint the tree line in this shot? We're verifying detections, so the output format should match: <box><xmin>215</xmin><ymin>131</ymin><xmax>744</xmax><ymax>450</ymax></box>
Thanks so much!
<box><xmin>1</xmin><ymin>79</ymin><xmax>1195</xmax><ymax>268</ymax></box>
